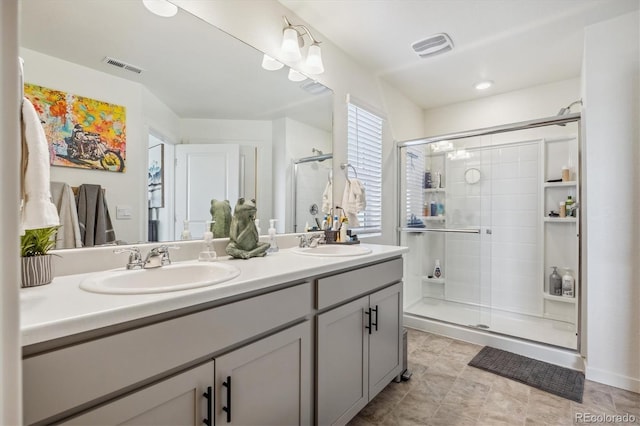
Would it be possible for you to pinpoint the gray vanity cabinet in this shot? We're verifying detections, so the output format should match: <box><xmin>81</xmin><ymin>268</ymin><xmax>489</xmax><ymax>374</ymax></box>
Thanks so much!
<box><xmin>61</xmin><ymin>321</ymin><xmax>312</xmax><ymax>426</ymax></box>
<box><xmin>316</xmin><ymin>258</ymin><xmax>403</xmax><ymax>426</ymax></box>
<box><xmin>60</xmin><ymin>361</ymin><xmax>214</xmax><ymax>425</ymax></box>
<box><xmin>215</xmin><ymin>321</ymin><xmax>312</xmax><ymax>425</ymax></box>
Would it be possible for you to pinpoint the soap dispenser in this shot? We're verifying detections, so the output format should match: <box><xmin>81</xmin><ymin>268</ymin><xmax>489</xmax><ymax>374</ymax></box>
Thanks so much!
<box><xmin>198</xmin><ymin>221</ymin><xmax>217</xmax><ymax>262</ymax></box>
<box><xmin>181</xmin><ymin>220</ymin><xmax>191</xmax><ymax>240</ymax></box>
<box><xmin>267</xmin><ymin>219</ymin><xmax>279</xmax><ymax>253</ymax></box>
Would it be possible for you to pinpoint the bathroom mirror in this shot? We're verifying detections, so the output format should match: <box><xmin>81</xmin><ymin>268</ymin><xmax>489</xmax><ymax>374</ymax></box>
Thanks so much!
<box><xmin>19</xmin><ymin>0</ymin><xmax>333</xmax><ymax>246</ymax></box>
<box><xmin>464</xmin><ymin>168</ymin><xmax>481</xmax><ymax>184</ymax></box>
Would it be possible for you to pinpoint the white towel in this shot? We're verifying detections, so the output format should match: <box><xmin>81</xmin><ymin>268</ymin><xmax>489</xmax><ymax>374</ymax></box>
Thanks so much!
<box><xmin>321</xmin><ymin>181</ymin><xmax>332</xmax><ymax>215</ymax></box>
<box><xmin>341</xmin><ymin>179</ymin><xmax>366</xmax><ymax>227</ymax></box>
<box><xmin>20</xmin><ymin>97</ymin><xmax>60</xmax><ymax>233</ymax></box>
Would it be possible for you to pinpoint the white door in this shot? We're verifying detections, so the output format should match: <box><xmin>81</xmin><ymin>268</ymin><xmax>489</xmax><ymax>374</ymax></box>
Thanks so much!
<box><xmin>175</xmin><ymin>144</ymin><xmax>240</xmax><ymax>239</ymax></box>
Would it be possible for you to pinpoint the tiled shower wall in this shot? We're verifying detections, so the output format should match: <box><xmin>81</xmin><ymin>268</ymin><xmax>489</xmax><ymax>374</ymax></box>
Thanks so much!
<box><xmin>444</xmin><ymin>141</ymin><xmax>543</xmax><ymax>316</ymax></box>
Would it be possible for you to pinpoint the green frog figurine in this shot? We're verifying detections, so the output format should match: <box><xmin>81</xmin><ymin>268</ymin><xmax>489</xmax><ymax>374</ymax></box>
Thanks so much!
<box><xmin>225</xmin><ymin>198</ymin><xmax>270</xmax><ymax>259</ymax></box>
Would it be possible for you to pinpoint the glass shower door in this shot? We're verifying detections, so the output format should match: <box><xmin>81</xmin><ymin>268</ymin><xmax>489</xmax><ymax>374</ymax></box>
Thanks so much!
<box><xmin>400</xmin><ymin>138</ymin><xmax>489</xmax><ymax>329</ymax></box>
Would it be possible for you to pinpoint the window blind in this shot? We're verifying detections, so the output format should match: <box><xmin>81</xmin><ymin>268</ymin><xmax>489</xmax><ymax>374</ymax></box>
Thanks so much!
<box><xmin>347</xmin><ymin>103</ymin><xmax>383</xmax><ymax>234</ymax></box>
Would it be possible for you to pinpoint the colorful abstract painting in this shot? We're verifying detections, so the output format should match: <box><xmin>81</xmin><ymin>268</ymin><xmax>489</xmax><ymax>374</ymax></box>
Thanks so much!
<box><xmin>24</xmin><ymin>83</ymin><xmax>126</xmax><ymax>172</ymax></box>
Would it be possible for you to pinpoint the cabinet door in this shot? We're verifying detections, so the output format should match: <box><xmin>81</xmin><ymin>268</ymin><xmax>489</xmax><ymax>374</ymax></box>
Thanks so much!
<box><xmin>317</xmin><ymin>296</ymin><xmax>370</xmax><ymax>426</ymax></box>
<box><xmin>61</xmin><ymin>361</ymin><xmax>214</xmax><ymax>425</ymax></box>
<box><xmin>215</xmin><ymin>321</ymin><xmax>311</xmax><ymax>426</ymax></box>
<box><xmin>368</xmin><ymin>283</ymin><xmax>403</xmax><ymax>398</ymax></box>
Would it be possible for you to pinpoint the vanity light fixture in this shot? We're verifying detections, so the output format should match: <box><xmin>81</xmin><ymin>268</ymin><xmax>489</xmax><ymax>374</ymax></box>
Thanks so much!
<box><xmin>280</xmin><ymin>16</ymin><xmax>325</xmax><ymax>75</ymax></box>
<box><xmin>474</xmin><ymin>80</ymin><xmax>494</xmax><ymax>90</ymax></box>
<box><xmin>142</xmin><ymin>0</ymin><xmax>178</xmax><ymax>17</ymax></box>
<box><xmin>261</xmin><ymin>54</ymin><xmax>285</xmax><ymax>71</ymax></box>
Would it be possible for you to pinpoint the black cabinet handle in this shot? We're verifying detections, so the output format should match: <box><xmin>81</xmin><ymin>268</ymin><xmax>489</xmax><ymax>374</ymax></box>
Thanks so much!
<box><xmin>364</xmin><ymin>308</ymin><xmax>372</xmax><ymax>334</ymax></box>
<box><xmin>202</xmin><ymin>386</ymin><xmax>212</xmax><ymax>426</ymax></box>
<box><xmin>371</xmin><ymin>305</ymin><xmax>378</xmax><ymax>331</ymax></box>
<box><xmin>222</xmin><ymin>376</ymin><xmax>232</xmax><ymax>423</ymax></box>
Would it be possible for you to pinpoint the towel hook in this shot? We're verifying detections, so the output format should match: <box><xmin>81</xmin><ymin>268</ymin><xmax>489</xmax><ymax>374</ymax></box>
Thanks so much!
<box><xmin>340</xmin><ymin>163</ymin><xmax>357</xmax><ymax>182</ymax></box>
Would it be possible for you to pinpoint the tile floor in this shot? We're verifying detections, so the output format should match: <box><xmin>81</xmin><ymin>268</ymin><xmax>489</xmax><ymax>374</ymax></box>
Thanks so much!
<box><xmin>348</xmin><ymin>328</ymin><xmax>640</xmax><ymax>426</ymax></box>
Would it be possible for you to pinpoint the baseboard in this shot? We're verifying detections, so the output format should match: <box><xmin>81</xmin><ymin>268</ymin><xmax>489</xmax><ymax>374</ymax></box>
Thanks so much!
<box><xmin>585</xmin><ymin>365</ymin><xmax>640</xmax><ymax>393</ymax></box>
<box><xmin>404</xmin><ymin>314</ymin><xmax>584</xmax><ymax>371</ymax></box>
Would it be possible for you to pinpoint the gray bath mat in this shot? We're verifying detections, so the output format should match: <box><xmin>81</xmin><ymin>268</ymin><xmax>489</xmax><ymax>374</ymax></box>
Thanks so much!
<box><xmin>468</xmin><ymin>346</ymin><xmax>584</xmax><ymax>403</ymax></box>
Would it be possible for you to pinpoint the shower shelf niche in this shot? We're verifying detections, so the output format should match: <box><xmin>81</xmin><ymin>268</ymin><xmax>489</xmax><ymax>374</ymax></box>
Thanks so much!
<box><xmin>543</xmin><ymin>181</ymin><xmax>577</xmax><ymax>188</ymax></box>
<box><xmin>544</xmin><ymin>217</ymin><xmax>577</xmax><ymax>223</ymax></box>
<box><xmin>422</xmin><ymin>276</ymin><xmax>445</xmax><ymax>285</ymax></box>
<box><xmin>543</xmin><ymin>293</ymin><xmax>576</xmax><ymax>304</ymax></box>
<box><xmin>421</xmin><ymin>216</ymin><xmax>446</xmax><ymax>222</ymax></box>
<box><xmin>423</xmin><ymin>188</ymin><xmax>446</xmax><ymax>193</ymax></box>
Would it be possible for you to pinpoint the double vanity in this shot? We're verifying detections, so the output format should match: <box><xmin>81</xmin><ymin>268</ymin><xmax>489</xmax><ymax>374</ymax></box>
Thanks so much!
<box><xmin>21</xmin><ymin>242</ymin><xmax>407</xmax><ymax>425</ymax></box>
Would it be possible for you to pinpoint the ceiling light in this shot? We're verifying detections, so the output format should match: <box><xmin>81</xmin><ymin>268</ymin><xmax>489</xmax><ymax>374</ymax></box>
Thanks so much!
<box><xmin>261</xmin><ymin>54</ymin><xmax>284</xmax><ymax>71</ymax></box>
<box><xmin>474</xmin><ymin>80</ymin><xmax>493</xmax><ymax>90</ymax></box>
<box><xmin>288</xmin><ymin>68</ymin><xmax>307</xmax><ymax>82</ymax></box>
<box><xmin>280</xmin><ymin>16</ymin><xmax>324</xmax><ymax>75</ymax></box>
<box><xmin>142</xmin><ymin>0</ymin><xmax>178</xmax><ymax>17</ymax></box>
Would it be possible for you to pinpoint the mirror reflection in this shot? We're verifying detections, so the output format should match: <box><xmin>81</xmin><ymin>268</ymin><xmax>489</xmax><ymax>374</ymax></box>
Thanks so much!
<box><xmin>20</xmin><ymin>0</ymin><xmax>333</xmax><ymax>248</ymax></box>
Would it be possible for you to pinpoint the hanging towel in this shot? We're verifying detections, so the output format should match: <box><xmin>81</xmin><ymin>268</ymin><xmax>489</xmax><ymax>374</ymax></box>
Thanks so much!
<box><xmin>50</xmin><ymin>182</ymin><xmax>82</xmax><ymax>249</ymax></box>
<box><xmin>20</xmin><ymin>97</ymin><xmax>60</xmax><ymax>233</ymax></box>
<box><xmin>76</xmin><ymin>184</ymin><xmax>116</xmax><ymax>247</ymax></box>
<box><xmin>341</xmin><ymin>179</ymin><xmax>366</xmax><ymax>227</ymax></box>
<box><xmin>321</xmin><ymin>181</ymin><xmax>332</xmax><ymax>215</ymax></box>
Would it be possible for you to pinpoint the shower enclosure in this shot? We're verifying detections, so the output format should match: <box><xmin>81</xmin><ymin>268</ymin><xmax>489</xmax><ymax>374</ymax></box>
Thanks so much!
<box><xmin>397</xmin><ymin>114</ymin><xmax>581</xmax><ymax>350</ymax></box>
<box><xmin>292</xmin><ymin>153</ymin><xmax>333</xmax><ymax>232</ymax></box>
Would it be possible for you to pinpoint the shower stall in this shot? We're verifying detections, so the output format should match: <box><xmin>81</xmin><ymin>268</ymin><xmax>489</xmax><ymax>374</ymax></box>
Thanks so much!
<box><xmin>292</xmin><ymin>152</ymin><xmax>333</xmax><ymax>232</ymax></box>
<box><xmin>397</xmin><ymin>114</ymin><xmax>581</xmax><ymax>351</ymax></box>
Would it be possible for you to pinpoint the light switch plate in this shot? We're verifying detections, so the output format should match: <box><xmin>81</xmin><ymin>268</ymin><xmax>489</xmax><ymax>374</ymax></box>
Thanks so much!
<box><xmin>116</xmin><ymin>205</ymin><xmax>132</xmax><ymax>220</ymax></box>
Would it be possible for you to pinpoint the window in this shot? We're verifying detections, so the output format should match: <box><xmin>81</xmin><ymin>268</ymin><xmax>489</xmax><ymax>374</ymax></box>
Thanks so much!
<box><xmin>347</xmin><ymin>102</ymin><xmax>383</xmax><ymax>234</ymax></box>
<box><xmin>405</xmin><ymin>148</ymin><xmax>424</xmax><ymax>223</ymax></box>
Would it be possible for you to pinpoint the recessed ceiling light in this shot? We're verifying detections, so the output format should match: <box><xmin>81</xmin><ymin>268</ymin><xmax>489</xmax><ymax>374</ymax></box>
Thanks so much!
<box><xmin>142</xmin><ymin>0</ymin><xmax>178</xmax><ymax>18</ymax></box>
<box><xmin>474</xmin><ymin>80</ymin><xmax>493</xmax><ymax>90</ymax></box>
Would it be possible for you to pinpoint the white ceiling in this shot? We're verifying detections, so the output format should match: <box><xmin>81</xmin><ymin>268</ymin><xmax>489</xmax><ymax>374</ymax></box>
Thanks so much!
<box><xmin>280</xmin><ymin>0</ymin><xmax>640</xmax><ymax>109</ymax></box>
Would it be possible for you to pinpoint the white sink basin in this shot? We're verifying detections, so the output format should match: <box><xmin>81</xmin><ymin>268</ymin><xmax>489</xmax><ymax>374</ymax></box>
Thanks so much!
<box><xmin>80</xmin><ymin>262</ymin><xmax>241</xmax><ymax>295</ymax></box>
<box><xmin>291</xmin><ymin>245</ymin><xmax>372</xmax><ymax>257</ymax></box>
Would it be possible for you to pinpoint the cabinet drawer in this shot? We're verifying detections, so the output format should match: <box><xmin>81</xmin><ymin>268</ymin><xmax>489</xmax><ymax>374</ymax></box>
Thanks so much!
<box><xmin>23</xmin><ymin>282</ymin><xmax>311</xmax><ymax>425</ymax></box>
<box><xmin>316</xmin><ymin>258</ymin><xmax>402</xmax><ymax>310</ymax></box>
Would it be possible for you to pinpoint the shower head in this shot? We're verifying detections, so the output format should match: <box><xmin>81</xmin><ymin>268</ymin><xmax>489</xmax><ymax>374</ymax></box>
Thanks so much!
<box><xmin>557</xmin><ymin>100</ymin><xmax>583</xmax><ymax>116</ymax></box>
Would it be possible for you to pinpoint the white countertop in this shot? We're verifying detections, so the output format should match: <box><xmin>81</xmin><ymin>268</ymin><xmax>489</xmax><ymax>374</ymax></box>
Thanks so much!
<box><xmin>20</xmin><ymin>244</ymin><xmax>407</xmax><ymax>346</ymax></box>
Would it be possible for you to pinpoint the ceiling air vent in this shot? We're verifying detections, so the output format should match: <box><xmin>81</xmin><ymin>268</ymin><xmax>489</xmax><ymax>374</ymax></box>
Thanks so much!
<box><xmin>412</xmin><ymin>33</ymin><xmax>454</xmax><ymax>59</ymax></box>
<box><xmin>102</xmin><ymin>56</ymin><xmax>143</xmax><ymax>74</ymax></box>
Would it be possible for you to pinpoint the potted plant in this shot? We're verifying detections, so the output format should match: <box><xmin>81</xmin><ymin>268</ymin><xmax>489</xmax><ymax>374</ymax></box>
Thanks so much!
<box><xmin>20</xmin><ymin>226</ymin><xmax>59</xmax><ymax>288</ymax></box>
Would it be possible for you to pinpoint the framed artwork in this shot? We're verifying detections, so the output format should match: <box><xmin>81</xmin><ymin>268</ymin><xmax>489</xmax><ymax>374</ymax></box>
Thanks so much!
<box><xmin>24</xmin><ymin>83</ymin><xmax>126</xmax><ymax>172</ymax></box>
<box><xmin>148</xmin><ymin>144</ymin><xmax>164</xmax><ymax>208</ymax></box>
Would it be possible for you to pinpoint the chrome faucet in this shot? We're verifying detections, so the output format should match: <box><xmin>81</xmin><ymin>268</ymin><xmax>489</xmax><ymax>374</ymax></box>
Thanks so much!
<box><xmin>114</xmin><ymin>247</ymin><xmax>144</xmax><ymax>270</ymax></box>
<box><xmin>143</xmin><ymin>245</ymin><xmax>177</xmax><ymax>269</ymax></box>
<box><xmin>298</xmin><ymin>232</ymin><xmax>325</xmax><ymax>248</ymax></box>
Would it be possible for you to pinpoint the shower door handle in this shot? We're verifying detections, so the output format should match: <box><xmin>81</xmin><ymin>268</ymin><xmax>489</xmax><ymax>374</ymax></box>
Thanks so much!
<box><xmin>402</xmin><ymin>228</ymin><xmax>480</xmax><ymax>234</ymax></box>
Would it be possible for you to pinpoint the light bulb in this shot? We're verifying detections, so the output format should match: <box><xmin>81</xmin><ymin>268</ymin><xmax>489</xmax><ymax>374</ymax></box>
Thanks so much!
<box><xmin>261</xmin><ymin>54</ymin><xmax>284</xmax><ymax>71</ymax></box>
<box><xmin>288</xmin><ymin>68</ymin><xmax>307</xmax><ymax>82</ymax></box>
<box><xmin>474</xmin><ymin>80</ymin><xmax>493</xmax><ymax>90</ymax></box>
<box><xmin>142</xmin><ymin>0</ymin><xmax>178</xmax><ymax>17</ymax></box>
<box><xmin>305</xmin><ymin>43</ymin><xmax>324</xmax><ymax>74</ymax></box>
<box><xmin>281</xmin><ymin>28</ymin><xmax>302</xmax><ymax>61</ymax></box>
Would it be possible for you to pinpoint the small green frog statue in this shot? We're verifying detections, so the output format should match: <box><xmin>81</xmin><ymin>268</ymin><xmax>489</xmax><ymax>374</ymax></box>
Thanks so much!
<box><xmin>225</xmin><ymin>198</ymin><xmax>270</xmax><ymax>259</ymax></box>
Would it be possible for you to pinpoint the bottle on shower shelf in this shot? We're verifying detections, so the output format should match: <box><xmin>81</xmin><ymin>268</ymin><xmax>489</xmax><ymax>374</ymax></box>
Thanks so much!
<box><xmin>562</xmin><ymin>268</ymin><xmax>575</xmax><ymax>297</ymax></box>
<box><xmin>433</xmin><ymin>259</ymin><xmax>442</xmax><ymax>279</ymax></box>
<box><xmin>549</xmin><ymin>266</ymin><xmax>562</xmax><ymax>296</ymax></box>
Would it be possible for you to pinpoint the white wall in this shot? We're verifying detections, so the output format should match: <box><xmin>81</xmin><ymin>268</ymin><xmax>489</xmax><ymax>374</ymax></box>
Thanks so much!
<box><xmin>424</xmin><ymin>78</ymin><xmax>581</xmax><ymax>136</ymax></box>
<box><xmin>582</xmin><ymin>10</ymin><xmax>640</xmax><ymax>392</ymax></box>
<box><xmin>1</xmin><ymin>1</ymin><xmax>21</xmax><ymax>422</ymax></box>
